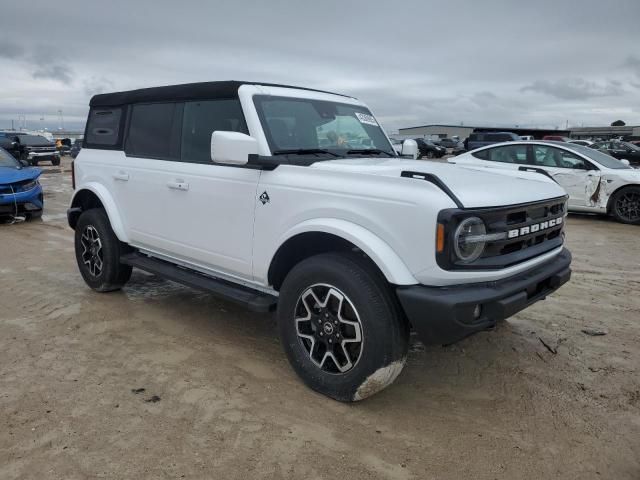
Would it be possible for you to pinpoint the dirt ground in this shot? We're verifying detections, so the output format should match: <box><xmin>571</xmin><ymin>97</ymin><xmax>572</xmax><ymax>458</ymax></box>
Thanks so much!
<box><xmin>1</xmin><ymin>157</ymin><xmax>639</xmax><ymax>479</ymax></box>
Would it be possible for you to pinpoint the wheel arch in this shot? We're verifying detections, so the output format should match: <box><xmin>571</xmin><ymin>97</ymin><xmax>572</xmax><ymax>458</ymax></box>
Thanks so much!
<box><xmin>267</xmin><ymin>219</ymin><xmax>417</xmax><ymax>290</ymax></box>
<box><xmin>69</xmin><ymin>184</ymin><xmax>128</xmax><ymax>242</ymax></box>
<box><xmin>606</xmin><ymin>183</ymin><xmax>640</xmax><ymax>213</ymax></box>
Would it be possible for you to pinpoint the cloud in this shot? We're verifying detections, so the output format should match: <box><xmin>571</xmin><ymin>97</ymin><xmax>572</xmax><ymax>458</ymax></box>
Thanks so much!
<box><xmin>1</xmin><ymin>0</ymin><xmax>640</xmax><ymax>131</ymax></box>
<box><xmin>623</xmin><ymin>55</ymin><xmax>640</xmax><ymax>74</ymax></box>
<box><xmin>83</xmin><ymin>76</ymin><xmax>114</xmax><ymax>96</ymax></box>
<box><xmin>520</xmin><ymin>79</ymin><xmax>626</xmax><ymax>100</ymax></box>
<box><xmin>32</xmin><ymin>64</ymin><xmax>73</xmax><ymax>84</ymax></box>
<box><xmin>0</xmin><ymin>39</ymin><xmax>24</xmax><ymax>59</ymax></box>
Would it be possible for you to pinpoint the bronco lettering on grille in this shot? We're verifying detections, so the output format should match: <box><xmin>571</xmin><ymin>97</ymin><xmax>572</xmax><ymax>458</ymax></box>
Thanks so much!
<box><xmin>507</xmin><ymin>217</ymin><xmax>563</xmax><ymax>239</ymax></box>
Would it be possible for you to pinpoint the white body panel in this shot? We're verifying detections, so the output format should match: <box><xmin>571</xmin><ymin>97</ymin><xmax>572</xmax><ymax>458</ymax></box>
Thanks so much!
<box><xmin>72</xmin><ymin>87</ymin><xmax>570</xmax><ymax>290</ymax></box>
<box><xmin>452</xmin><ymin>141</ymin><xmax>640</xmax><ymax>213</ymax></box>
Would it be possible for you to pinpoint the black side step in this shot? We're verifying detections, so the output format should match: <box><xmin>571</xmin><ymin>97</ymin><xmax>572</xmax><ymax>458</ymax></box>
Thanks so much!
<box><xmin>120</xmin><ymin>252</ymin><xmax>277</xmax><ymax>313</ymax></box>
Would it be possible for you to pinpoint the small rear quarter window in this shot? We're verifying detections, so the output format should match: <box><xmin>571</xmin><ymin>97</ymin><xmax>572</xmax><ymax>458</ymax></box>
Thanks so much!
<box><xmin>86</xmin><ymin>107</ymin><xmax>123</xmax><ymax>147</ymax></box>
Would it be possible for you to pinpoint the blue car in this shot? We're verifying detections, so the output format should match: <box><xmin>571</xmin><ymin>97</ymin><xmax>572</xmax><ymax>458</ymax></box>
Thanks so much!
<box><xmin>0</xmin><ymin>146</ymin><xmax>43</xmax><ymax>220</ymax></box>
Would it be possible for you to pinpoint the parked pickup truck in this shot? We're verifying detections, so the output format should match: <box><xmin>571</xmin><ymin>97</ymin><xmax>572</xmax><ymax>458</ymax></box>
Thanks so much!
<box><xmin>67</xmin><ymin>81</ymin><xmax>571</xmax><ymax>401</ymax></box>
<box><xmin>11</xmin><ymin>134</ymin><xmax>60</xmax><ymax>166</ymax></box>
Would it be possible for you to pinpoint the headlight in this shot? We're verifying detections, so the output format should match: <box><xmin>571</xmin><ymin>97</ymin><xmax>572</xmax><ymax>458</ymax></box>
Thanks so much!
<box><xmin>20</xmin><ymin>180</ymin><xmax>39</xmax><ymax>191</ymax></box>
<box><xmin>453</xmin><ymin>217</ymin><xmax>487</xmax><ymax>263</ymax></box>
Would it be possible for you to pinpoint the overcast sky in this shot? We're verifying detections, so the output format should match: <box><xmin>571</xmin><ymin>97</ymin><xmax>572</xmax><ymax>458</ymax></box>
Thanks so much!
<box><xmin>1</xmin><ymin>0</ymin><xmax>639</xmax><ymax>133</ymax></box>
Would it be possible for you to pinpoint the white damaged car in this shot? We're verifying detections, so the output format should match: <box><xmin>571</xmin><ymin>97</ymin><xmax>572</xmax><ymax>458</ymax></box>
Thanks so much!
<box><xmin>451</xmin><ymin>141</ymin><xmax>640</xmax><ymax>224</ymax></box>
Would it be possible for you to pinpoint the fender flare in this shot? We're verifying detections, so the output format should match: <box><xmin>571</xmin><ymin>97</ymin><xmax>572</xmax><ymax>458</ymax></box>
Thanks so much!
<box><xmin>70</xmin><ymin>183</ymin><xmax>128</xmax><ymax>242</ymax></box>
<box><xmin>272</xmin><ymin>218</ymin><xmax>418</xmax><ymax>286</ymax></box>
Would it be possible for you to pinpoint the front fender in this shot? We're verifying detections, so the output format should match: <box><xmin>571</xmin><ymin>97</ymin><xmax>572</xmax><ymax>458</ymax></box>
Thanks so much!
<box><xmin>271</xmin><ymin>218</ymin><xmax>418</xmax><ymax>286</ymax></box>
<box><xmin>70</xmin><ymin>182</ymin><xmax>128</xmax><ymax>242</ymax></box>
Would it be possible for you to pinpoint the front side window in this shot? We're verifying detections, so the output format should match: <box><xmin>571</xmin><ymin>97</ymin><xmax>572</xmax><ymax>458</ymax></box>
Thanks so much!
<box><xmin>86</xmin><ymin>107</ymin><xmax>123</xmax><ymax>147</ymax></box>
<box><xmin>566</xmin><ymin>143</ymin><xmax>630</xmax><ymax>169</ymax></box>
<box><xmin>485</xmin><ymin>144</ymin><xmax>528</xmax><ymax>164</ymax></box>
<box><xmin>533</xmin><ymin>145</ymin><xmax>591</xmax><ymax>169</ymax></box>
<box><xmin>253</xmin><ymin>95</ymin><xmax>394</xmax><ymax>157</ymax></box>
<box><xmin>181</xmin><ymin>100</ymin><xmax>248</xmax><ymax>163</ymax></box>
<box><xmin>125</xmin><ymin>102</ymin><xmax>181</xmax><ymax>159</ymax></box>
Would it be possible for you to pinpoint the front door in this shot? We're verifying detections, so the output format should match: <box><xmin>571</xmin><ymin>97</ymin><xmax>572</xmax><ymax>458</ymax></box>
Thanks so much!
<box><xmin>531</xmin><ymin>145</ymin><xmax>601</xmax><ymax>207</ymax></box>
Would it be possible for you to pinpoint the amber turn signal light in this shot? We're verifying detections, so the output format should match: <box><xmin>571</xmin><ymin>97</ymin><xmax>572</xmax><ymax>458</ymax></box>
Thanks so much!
<box><xmin>436</xmin><ymin>223</ymin><xmax>445</xmax><ymax>253</ymax></box>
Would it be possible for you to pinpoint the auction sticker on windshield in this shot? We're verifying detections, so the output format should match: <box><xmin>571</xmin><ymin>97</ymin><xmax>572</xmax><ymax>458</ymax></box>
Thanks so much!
<box><xmin>355</xmin><ymin>112</ymin><xmax>378</xmax><ymax>126</ymax></box>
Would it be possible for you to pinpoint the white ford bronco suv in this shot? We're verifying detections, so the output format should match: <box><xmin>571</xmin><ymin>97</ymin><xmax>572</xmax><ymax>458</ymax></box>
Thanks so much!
<box><xmin>68</xmin><ymin>81</ymin><xmax>571</xmax><ymax>401</ymax></box>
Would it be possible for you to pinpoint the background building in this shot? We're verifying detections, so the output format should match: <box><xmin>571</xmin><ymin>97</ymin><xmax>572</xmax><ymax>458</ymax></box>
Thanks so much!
<box><xmin>569</xmin><ymin>125</ymin><xmax>640</xmax><ymax>140</ymax></box>
<box><xmin>398</xmin><ymin>123</ymin><xmax>640</xmax><ymax>141</ymax></box>
<box><xmin>397</xmin><ymin>124</ymin><xmax>570</xmax><ymax>140</ymax></box>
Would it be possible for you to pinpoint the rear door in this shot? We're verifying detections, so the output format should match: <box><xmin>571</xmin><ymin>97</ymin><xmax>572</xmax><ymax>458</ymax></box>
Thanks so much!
<box><xmin>456</xmin><ymin>143</ymin><xmax>529</xmax><ymax>171</ymax></box>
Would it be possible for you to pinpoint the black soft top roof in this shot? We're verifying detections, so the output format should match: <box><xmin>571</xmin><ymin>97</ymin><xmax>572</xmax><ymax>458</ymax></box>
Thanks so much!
<box><xmin>89</xmin><ymin>81</ymin><xmax>350</xmax><ymax>107</ymax></box>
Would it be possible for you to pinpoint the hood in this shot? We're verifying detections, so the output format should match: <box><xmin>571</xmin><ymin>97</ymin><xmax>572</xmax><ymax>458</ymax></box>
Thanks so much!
<box><xmin>310</xmin><ymin>158</ymin><xmax>566</xmax><ymax>208</ymax></box>
<box><xmin>0</xmin><ymin>166</ymin><xmax>41</xmax><ymax>184</ymax></box>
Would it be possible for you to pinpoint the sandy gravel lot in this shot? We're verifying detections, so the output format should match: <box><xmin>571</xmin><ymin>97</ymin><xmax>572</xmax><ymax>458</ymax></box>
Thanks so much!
<box><xmin>1</xmin><ymin>157</ymin><xmax>639</xmax><ymax>479</ymax></box>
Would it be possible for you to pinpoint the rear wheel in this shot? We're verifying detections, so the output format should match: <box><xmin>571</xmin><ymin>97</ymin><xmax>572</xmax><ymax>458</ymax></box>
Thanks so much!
<box><xmin>611</xmin><ymin>186</ymin><xmax>640</xmax><ymax>225</ymax></box>
<box><xmin>277</xmin><ymin>252</ymin><xmax>409</xmax><ymax>402</ymax></box>
<box><xmin>74</xmin><ymin>209</ymin><xmax>132</xmax><ymax>291</ymax></box>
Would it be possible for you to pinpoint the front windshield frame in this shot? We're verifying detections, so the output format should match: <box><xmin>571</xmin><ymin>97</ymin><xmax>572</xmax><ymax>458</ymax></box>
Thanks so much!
<box><xmin>253</xmin><ymin>95</ymin><xmax>396</xmax><ymax>157</ymax></box>
<box><xmin>0</xmin><ymin>147</ymin><xmax>20</xmax><ymax>168</ymax></box>
<box><xmin>565</xmin><ymin>143</ymin><xmax>631</xmax><ymax>170</ymax></box>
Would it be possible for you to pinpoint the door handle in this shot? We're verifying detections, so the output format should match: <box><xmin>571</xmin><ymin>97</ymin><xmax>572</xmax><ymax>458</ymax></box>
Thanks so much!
<box><xmin>167</xmin><ymin>181</ymin><xmax>189</xmax><ymax>191</ymax></box>
<box><xmin>113</xmin><ymin>172</ymin><xmax>129</xmax><ymax>181</ymax></box>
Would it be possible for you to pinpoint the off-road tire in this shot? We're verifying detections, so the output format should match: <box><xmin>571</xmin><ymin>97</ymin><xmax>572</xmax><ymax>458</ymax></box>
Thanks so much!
<box><xmin>277</xmin><ymin>251</ymin><xmax>409</xmax><ymax>402</ymax></box>
<box><xmin>74</xmin><ymin>208</ymin><xmax>132</xmax><ymax>292</ymax></box>
<box><xmin>610</xmin><ymin>186</ymin><xmax>640</xmax><ymax>225</ymax></box>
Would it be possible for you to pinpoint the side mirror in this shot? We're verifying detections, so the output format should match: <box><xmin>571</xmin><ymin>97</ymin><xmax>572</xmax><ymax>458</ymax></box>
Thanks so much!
<box><xmin>19</xmin><ymin>159</ymin><xmax>29</xmax><ymax>167</ymax></box>
<box><xmin>620</xmin><ymin>159</ymin><xmax>631</xmax><ymax>167</ymax></box>
<box><xmin>211</xmin><ymin>131</ymin><xmax>258</xmax><ymax>165</ymax></box>
<box><xmin>401</xmin><ymin>139</ymin><xmax>418</xmax><ymax>159</ymax></box>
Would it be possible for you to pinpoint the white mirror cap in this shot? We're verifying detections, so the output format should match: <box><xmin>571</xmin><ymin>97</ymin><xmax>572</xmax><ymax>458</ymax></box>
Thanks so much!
<box><xmin>211</xmin><ymin>131</ymin><xmax>258</xmax><ymax>165</ymax></box>
<box><xmin>401</xmin><ymin>139</ymin><xmax>418</xmax><ymax>159</ymax></box>
<box><xmin>621</xmin><ymin>159</ymin><xmax>631</xmax><ymax>166</ymax></box>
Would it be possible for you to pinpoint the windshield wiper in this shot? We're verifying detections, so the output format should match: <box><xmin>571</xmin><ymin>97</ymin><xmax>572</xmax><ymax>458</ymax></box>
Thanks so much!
<box><xmin>272</xmin><ymin>148</ymin><xmax>341</xmax><ymax>157</ymax></box>
<box><xmin>346</xmin><ymin>148</ymin><xmax>395</xmax><ymax>157</ymax></box>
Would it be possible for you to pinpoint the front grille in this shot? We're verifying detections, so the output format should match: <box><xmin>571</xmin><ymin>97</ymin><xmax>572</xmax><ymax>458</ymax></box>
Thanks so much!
<box><xmin>481</xmin><ymin>199</ymin><xmax>566</xmax><ymax>260</ymax></box>
<box><xmin>27</xmin><ymin>146</ymin><xmax>56</xmax><ymax>152</ymax></box>
<box><xmin>437</xmin><ymin>196</ymin><xmax>567</xmax><ymax>270</ymax></box>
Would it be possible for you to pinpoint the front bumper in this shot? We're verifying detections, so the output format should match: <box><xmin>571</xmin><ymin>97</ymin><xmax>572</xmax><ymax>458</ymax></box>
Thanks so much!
<box><xmin>0</xmin><ymin>186</ymin><xmax>44</xmax><ymax>216</ymax></box>
<box><xmin>396</xmin><ymin>248</ymin><xmax>571</xmax><ymax>345</ymax></box>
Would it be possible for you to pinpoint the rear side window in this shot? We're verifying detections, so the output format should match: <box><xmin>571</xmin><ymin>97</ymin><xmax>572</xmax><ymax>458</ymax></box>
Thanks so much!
<box><xmin>85</xmin><ymin>107</ymin><xmax>123</xmax><ymax>147</ymax></box>
<box><xmin>181</xmin><ymin>100</ymin><xmax>248</xmax><ymax>163</ymax></box>
<box><xmin>125</xmin><ymin>103</ymin><xmax>182</xmax><ymax>159</ymax></box>
<box><xmin>485</xmin><ymin>144</ymin><xmax>529</xmax><ymax>164</ymax></box>
<box><xmin>472</xmin><ymin>149</ymin><xmax>489</xmax><ymax>159</ymax></box>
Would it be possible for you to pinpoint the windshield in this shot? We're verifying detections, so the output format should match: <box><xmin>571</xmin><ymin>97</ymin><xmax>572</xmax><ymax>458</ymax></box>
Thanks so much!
<box><xmin>620</xmin><ymin>141</ymin><xmax>640</xmax><ymax>151</ymax></box>
<box><xmin>566</xmin><ymin>143</ymin><xmax>631</xmax><ymax>169</ymax></box>
<box><xmin>0</xmin><ymin>147</ymin><xmax>20</xmax><ymax>168</ymax></box>
<box><xmin>253</xmin><ymin>95</ymin><xmax>395</xmax><ymax>157</ymax></box>
<box><xmin>20</xmin><ymin>135</ymin><xmax>52</xmax><ymax>146</ymax></box>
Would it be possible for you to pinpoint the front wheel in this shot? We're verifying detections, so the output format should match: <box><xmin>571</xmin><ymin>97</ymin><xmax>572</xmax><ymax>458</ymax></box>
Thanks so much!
<box><xmin>277</xmin><ymin>252</ymin><xmax>409</xmax><ymax>402</ymax></box>
<box><xmin>611</xmin><ymin>186</ymin><xmax>640</xmax><ymax>224</ymax></box>
<box><xmin>74</xmin><ymin>209</ymin><xmax>132</xmax><ymax>291</ymax></box>
<box><xmin>426</xmin><ymin>150</ymin><xmax>435</xmax><ymax>159</ymax></box>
